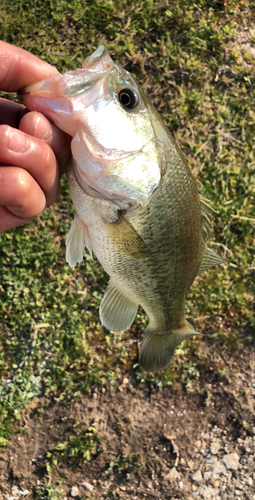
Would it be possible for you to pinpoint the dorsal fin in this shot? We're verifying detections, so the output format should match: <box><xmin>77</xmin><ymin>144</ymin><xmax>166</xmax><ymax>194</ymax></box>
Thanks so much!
<box><xmin>197</xmin><ymin>245</ymin><xmax>226</xmax><ymax>275</ymax></box>
<box><xmin>199</xmin><ymin>195</ymin><xmax>215</xmax><ymax>239</ymax></box>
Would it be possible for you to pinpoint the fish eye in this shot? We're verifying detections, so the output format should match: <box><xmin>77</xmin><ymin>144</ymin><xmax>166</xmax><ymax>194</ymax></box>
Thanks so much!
<box><xmin>118</xmin><ymin>88</ymin><xmax>139</xmax><ymax>110</ymax></box>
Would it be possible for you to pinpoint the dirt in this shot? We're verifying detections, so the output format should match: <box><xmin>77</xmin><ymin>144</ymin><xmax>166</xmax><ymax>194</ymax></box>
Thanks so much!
<box><xmin>0</xmin><ymin>346</ymin><xmax>255</xmax><ymax>500</ymax></box>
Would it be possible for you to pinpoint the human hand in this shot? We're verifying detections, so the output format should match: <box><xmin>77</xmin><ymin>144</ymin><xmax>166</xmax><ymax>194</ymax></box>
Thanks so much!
<box><xmin>0</xmin><ymin>41</ymin><xmax>71</xmax><ymax>233</ymax></box>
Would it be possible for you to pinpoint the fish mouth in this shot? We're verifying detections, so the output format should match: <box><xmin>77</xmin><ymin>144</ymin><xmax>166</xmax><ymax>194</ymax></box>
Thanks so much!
<box><xmin>82</xmin><ymin>45</ymin><xmax>113</xmax><ymax>72</ymax></box>
<box><xmin>18</xmin><ymin>69</ymin><xmax>105</xmax><ymax>103</ymax></box>
<box><xmin>17</xmin><ymin>45</ymin><xmax>115</xmax><ymax>137</ymax></box>
<box><xmin>18</xmin><ymin>73</ymin><xmax>63</xmax><ymax>102</ymax></box>
<box><xmin>71</xmin><ymin>162</ymin><xmax>113</xmax><ymax>202</ymax></box>
<box><xmin>18</xmin><ymin>45</ymin><xmax>114</xmax><ymax>101</ymax></box>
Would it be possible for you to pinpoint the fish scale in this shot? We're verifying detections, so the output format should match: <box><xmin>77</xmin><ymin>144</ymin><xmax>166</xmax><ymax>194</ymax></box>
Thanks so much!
<box><xmin>19</xmin><ymin>45</ymin><xmax>225</xmax><ymax>372</ymax></box>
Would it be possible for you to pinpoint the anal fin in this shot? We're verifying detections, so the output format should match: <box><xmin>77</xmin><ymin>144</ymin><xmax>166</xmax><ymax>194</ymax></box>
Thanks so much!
<box><xmin>139</xmin><ymin>321</ymin><xmax>201</xmax><ymax>373</ymax></box>
<box><xmin>99</xmin><ymin>281</ymin><xmax>138</xmax><ymax>332</ymax></box>
<box><xmin>66</xmin><ymin>215</ymin><xmax>92</xmax><ymax>269</ymax></box>
<box><xmin>197</xmin><ymin>245</ymin><xmax>226</xmax><ymax>275</ymax></box>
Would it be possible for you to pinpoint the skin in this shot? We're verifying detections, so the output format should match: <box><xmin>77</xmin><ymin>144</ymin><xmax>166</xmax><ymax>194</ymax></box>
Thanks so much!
<box><xmin>0</xmin><ymin>41</ymin><xmax>72</xmax><ymax>233</ymax></box>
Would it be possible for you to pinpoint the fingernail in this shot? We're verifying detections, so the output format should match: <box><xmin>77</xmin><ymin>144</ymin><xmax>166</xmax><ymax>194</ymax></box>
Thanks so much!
<box><xmin>7</xmin><ymin>129</ymin><xmax>29</xmax><ymax>153</ymax></box>
<box><xmin>34</xmin><ymin>114</ymin><xmax>52</xmax><ymax>140</ymax></box>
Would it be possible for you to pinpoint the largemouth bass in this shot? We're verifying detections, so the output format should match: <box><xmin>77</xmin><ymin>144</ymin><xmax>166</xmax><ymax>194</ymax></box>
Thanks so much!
<box><xmin>19</xmin><ymin>45</ymin><xmax>224</xmax><ymax>372</ymax></box>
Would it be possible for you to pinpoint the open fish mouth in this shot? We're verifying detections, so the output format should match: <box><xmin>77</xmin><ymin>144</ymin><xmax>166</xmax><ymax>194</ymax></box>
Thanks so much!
<box><xmin>19</xmin><ymin>45</ymin><xmax>114</xmax><ymax>100</ymax></box>
<box><xmin>19</xmin><ymin>73</ymin><xmax>98</xmax><ymax>99</ymax></box>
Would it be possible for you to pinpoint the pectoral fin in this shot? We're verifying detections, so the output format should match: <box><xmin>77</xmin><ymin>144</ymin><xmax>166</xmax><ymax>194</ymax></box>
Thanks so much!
<box><xmin>139</xmin><ymin>321</ymin><xmax>201</xmax><ymax>373</ymax></box>
<box><xmin>104</xmin><ymin>214</ymin><xmax>148</xmax><ymax>259</ymax></box>
<box><xmin>66</xmin><ymin>215</ymin><xmax>93</xmax><ymax>269</ymax></box>
<box><xmin>99</xmin><ymin>281</ymin><xmax>138</xmax><ymax>332</ymax></box>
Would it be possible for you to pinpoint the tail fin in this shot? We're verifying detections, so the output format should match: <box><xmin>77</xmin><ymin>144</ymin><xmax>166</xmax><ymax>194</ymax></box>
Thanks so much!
<box><xmin>139</xmin><ymin>321</ymin><xmax>201</xmax><ymax>372</ymax></box>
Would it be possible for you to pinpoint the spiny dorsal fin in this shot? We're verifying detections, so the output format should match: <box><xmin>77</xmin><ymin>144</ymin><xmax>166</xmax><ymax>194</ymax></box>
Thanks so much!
<box><xmin>197</xmin><ymin>245</ymin><xmax>226</xmax><ymax>275</ymax></box>
<box><xmin>199</xmin><ymin>195</ymin><xmax>215</xmax><ymax>239</ymax></box>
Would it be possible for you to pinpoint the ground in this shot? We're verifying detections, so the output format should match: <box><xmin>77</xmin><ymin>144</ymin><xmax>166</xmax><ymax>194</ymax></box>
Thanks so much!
<box><xmin>1</xmin><ymin>346</ymin><xmax>255</xmax><ymax>500</ymax></box>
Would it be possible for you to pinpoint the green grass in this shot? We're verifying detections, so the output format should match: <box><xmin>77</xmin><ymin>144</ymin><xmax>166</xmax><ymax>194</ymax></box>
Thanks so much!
<box><xmin>0</xmin><ymin>0</ymin><xmax>255</xmax><ymax>441</ymax></box>
<box><xmin>46</xmin><ymin>422</ymin><xmax>102</xmax><ymax>474</ymax></box>
<box><xmin>108</xmin><ymin>453</ymin><xmax>147</xmax><ymax>480</ymax></box>
<box><xmin>34</xmin><ymin>480</ymin><xmax>64</xmax><ymax>500</ymax></box>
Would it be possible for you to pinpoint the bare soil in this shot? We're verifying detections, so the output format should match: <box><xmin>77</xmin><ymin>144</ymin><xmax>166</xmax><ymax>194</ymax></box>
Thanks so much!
<box><xmin>1</xmin><ymin>345</ymin><xmax>255</xmax><ymax>500</ymax></box>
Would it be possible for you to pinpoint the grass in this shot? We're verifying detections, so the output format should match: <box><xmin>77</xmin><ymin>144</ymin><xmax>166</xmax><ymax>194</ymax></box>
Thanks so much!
<box><xmin>0</xmin><ymin>0</ymin><xmax>254</xmax><ymax>451</ymax></box>
<box><xmin>34</xmin><ymin>480</ymin><xmax>64</xmax><ymax>500</ymax></box>
<box><xmin>108</xmin><ymin>453</ymin><xmax>147</xmax><ymax>480</ymax></box>
<box><xmin>45</xmin><ymin>422</ymin><xmax>102</xmax><ymax>474</ymax></box>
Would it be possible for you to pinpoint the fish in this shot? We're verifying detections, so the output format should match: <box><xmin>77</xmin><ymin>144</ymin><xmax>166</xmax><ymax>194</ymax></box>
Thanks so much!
<box><xmin>19</xmin><ymin>45</ymin><xmax>225</xmax><ymax>372</ymax></box>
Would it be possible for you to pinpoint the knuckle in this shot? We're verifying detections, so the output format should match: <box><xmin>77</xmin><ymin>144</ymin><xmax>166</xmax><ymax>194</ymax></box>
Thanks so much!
<box><xmin>16</xmin><ymin>171</ymin><xmax>46</xmax><ymax>215</ymax></box>
<box><xmin>40</xmin><ymin>142</ymin><xmax>57</xmax><ymax>173</ymax></box>
<box><xmin>16</xmin><ymin>169</ymin><xmax>31</xmax><ymax>195</ymax></box>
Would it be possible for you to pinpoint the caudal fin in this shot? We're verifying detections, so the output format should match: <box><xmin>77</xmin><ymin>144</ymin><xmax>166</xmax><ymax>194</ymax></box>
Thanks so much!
<box><xmin>139</xmin><ymin>321</ymin><xmax>201</xmax><ymax>372</ymax></box>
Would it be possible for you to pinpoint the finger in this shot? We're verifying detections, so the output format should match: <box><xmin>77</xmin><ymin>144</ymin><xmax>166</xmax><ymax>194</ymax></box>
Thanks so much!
<box><xmin>0</xmin><ymin>98</ymin><xmax>29</xmax><ymax>128</ymax></box>
<box><xmin>0</xmin><ymin>124</ymin><xmax>60</xmax><ymax>205</ymax></box>
<box><xmin>0</xmin><ymin>166</ymin><xmax>46</xmax><ymax>221</ymax></box>
<box><xmin>0</xmin><ymin>102</ymin><xmax>71</xmax><ymax>176</ymax></box>
<box><xmin>0</xmin><ymin>41</ymin><xmax>59</xmax><ymax>92</ymax></box>
<box><xmin>0</xmin><ymin>205</ymin><xmax>32</xmax><ymax>234</ymax></box>
<box><xmin>19</xmin><ymin>111</ymin><xmax>72</xmax><ymax>177</ymax></box>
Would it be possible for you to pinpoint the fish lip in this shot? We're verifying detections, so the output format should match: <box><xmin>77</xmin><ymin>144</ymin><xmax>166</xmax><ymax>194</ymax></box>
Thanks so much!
<box><xmin>19</xmin><ymin>45</ymin><xmax>114</xmax><ymax>98</ymax></box>
<box><xmin>18</xmin><ymin>73</ymin><xmax>63</xmax><ymax>102</ymax></box>
<box><xmin>18</xmin><ymin>67</ymin><xmax>112</xmax><ymax>104</ymax></box>
<box><xmin>60</xmin><ymin>69</ymin><xmax>110</xmax><ymax>98</ymax></box>
<box><xmin>18</xmin><ymin>80</ymin><xmax>47</xmax><ymax>96</ymax></box>
<box><xmin>82</xmin><ymin>44</ymin><xmax>113</xmax><ymax>71</ymax></box>
<box><xmin>71</xmin><ymin>161</ymin><xmax>114</xmax><ymax>202</ymax></box>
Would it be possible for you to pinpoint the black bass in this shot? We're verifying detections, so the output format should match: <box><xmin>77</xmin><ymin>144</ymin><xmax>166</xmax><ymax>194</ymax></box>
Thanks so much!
<box><xmin>19</xmin><ymin>45</ymin><xmax>224</xmax><ymax>372</ymax></box>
